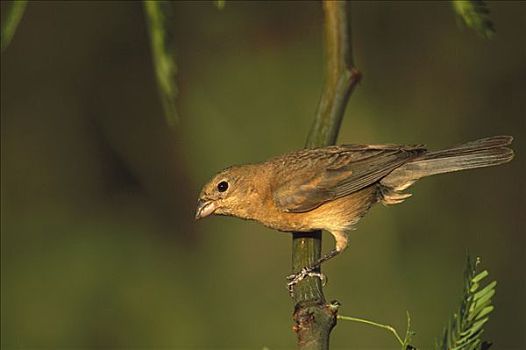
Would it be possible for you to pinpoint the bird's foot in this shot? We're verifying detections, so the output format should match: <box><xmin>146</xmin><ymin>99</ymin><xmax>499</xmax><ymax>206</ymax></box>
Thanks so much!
<box><xmin>286</xmin><ymin>266</ymin><xmax>327</xmax><ymax>296</ymax></box>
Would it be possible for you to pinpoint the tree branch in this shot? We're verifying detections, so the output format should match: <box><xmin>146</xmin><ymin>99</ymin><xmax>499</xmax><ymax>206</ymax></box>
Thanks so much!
<box><xmin>305</xmin><ymin>0</ymin><xmax>361</xmax><ymax>148</ymax></box>
<box><xmin>292</xmin><ymin>1</ymin><xmax>361</xmax><ymax>348</ymax></box>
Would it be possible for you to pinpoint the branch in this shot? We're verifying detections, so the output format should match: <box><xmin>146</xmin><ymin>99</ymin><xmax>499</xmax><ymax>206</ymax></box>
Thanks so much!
<box><xmin>292</xmin><ymin>1</ymin><xmax>361</xmax><ymax>349</ymax></box>
<box><xmin>305</xmin><ymin>0</ymin><xmax>361</xmax><ymax>148</ymax></box>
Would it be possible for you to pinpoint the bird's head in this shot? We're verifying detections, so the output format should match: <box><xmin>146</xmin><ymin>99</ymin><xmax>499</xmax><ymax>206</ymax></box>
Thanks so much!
<box><xmin>195</xmin><ymin>164</ymin><xmax>261</xmax><ymax>220</ymax></box>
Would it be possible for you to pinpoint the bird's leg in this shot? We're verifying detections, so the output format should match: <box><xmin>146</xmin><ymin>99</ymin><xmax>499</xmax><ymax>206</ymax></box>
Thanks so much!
<box><xmin>311</xmin><ymin>248</ymin><xmax>341</xmax><ymax>268</ymax></box>
<box><xmin>286</xmin><ymin>249</ymin><xmax>341</xmax><ymax>295</ymax></box>
<box><xmin>287</xmin><ymin>232</ymin><xmax>348</xmax><ymax>295</ymax></box>
<box><xmin>286</xmin><ymin>267</ymin><xmax>327</xmax><ymax>296</ymax></box>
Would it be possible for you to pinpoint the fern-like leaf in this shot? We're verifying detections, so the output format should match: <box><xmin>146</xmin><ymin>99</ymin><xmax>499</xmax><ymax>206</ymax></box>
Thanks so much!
<box><xmin>143</xmin><ymin>0</ymin><xmax>178</xmax><ymax>125</ymax></box>
<box><xmin>451</xmin><ymin>0</ymin><xmax>495</xmax><ymax>38</ymax></box>
<box><xmin>436</xmin><ymin>256</ymin><xmax>496</xmax><ymax>350</ymax></box>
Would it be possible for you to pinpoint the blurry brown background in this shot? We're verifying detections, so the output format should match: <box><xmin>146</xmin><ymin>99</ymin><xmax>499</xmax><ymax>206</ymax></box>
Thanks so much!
<box><xmin>1</xmin><ymin>1</ymin><xmax>524</xmax><ymax>349</ymax></box>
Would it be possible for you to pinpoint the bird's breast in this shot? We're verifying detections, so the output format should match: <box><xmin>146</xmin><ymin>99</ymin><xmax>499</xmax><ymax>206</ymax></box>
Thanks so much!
<box><xmin>252</xmin><ymin>185</ymin><xmax>379</xmax><ymax>233</ymax></box>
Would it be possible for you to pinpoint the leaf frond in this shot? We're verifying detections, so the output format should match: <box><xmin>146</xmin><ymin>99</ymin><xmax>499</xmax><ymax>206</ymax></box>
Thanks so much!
<box><xmin>451</xmin><ymin>0</ymin><xmax>495</xmax><ymax>38</ymax></box>
<box><xmin>435</xmin><ymin>256</ymin><xmax>496</xmax><ymax>350</ymax></box>
<box><xmin>143</xmin><ymin>0</ymin><xmax>178</xmax><ymax>125</ymax></box>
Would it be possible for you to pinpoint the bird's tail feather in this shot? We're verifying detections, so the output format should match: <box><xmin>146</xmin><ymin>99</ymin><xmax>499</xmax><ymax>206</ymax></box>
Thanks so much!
<box><xmin>380</xmin><ymin>136</ymin><xmax>514</xmax><ymax>204</ymax></box>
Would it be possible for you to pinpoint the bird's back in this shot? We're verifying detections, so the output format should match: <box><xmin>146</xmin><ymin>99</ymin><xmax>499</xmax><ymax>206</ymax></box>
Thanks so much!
<box><xmin>266</xmin><ymin>144</ymin><xmax>426</xmax><ymax>213</ymax></box>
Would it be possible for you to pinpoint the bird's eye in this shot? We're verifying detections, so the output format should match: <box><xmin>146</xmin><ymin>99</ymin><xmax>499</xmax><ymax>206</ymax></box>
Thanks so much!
<box><xmin>217</xmin><ymin>181</ymin><xmax>229</xmax><ymax>192</ymax></box>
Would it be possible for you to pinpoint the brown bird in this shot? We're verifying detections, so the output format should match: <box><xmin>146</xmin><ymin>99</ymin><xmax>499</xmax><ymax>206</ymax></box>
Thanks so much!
<box><xmin>195</xmin><ymin>136</ymin><xmax>513</xmax><ymax>288</ymax></box>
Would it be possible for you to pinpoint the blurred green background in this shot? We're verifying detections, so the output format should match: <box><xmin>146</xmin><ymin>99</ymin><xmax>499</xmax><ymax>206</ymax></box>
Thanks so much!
<box><xmin>1</xmin><ymin>1</ymin><xmax>524</xmax><ymax>349</ymax></box>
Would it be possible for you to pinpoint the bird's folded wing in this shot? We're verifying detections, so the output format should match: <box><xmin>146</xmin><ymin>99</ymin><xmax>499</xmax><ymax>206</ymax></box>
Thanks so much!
<box><xmin>271</xmin><ymin>144</ymin><xmax>425</xmax><ymax>213</ymax></box>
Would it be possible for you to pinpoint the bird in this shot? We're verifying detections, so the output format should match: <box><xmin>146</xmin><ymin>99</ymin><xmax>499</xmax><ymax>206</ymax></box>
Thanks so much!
<box><xmin>195</xmin><ymin>136</ymin><xmax>514</xmax><ymax>289</ymax></box>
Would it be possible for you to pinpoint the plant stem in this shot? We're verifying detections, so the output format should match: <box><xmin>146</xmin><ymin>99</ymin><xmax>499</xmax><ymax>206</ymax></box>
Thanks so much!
<box><xmin>143</xmin><ymin>0</ymin><xmax>178</xmax><ymax>125</ymax></box>
<box><xmin>337</xmin><ymin>315</ymin><xmax>405</xmax><ymax>347</ymax></box>
<box><xmin>305</xmin><ymin>0</ymin><xmax>361</xmax><ymax>148</ymax></box>
<box><xmin>292</xmin><ymin>1</ymin><xmax>361</xmax><ymax>349</ymax></box>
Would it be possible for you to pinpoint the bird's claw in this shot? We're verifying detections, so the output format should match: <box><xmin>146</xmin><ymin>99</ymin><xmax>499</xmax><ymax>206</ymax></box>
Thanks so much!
<box><xmin>286</xmin><ymin>267</ymin><xmax>327</xmax><ymax>296</ymax></box>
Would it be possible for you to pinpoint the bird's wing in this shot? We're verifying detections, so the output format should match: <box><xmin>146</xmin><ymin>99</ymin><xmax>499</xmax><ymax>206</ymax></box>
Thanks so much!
<box><xmin>271</xmin><ymin>144</ymin><xmax>425</xmax><ymax>212</ymax></box>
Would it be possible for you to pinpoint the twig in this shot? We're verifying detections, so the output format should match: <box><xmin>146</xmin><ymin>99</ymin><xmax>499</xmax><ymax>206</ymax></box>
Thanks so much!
<box><xmin>338</xmin><ymin>315</ymin><xmax>404</xmax><ymax>346</ymax></box>
<box><xmin>338</xmin><ymin>314</ymin><xmax>410</xmax><ymax>347</ymax></box>
<box><xmin>292</xmin><ymin>1</ymin><xmax>361</xmax><ymax>349</ymax></box>
<box><xmin>338</xmin><ymin>311</ymin><xmax>415</xmax><ymax>350</ymax></box>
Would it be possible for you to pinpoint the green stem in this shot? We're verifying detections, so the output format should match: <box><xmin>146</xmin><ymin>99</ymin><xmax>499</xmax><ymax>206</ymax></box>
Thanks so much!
<box><xmin>143</xmin><ymin>0</ymin><xmax>178</xmax><ymax>125</ymax></box>
<box><xmin>337</xmin><ymin>315</ymin><xmax>405</xmax><ymax>347</ymax></box>
<box><xmin>292</xmin><ymin>1</ymin><xmax>361</xmax><ymax>349</ymax></box>
<box><xmin>305</xmin><ymin>0</ymin><xmax>361</xmax><ymax>148</ymax></box>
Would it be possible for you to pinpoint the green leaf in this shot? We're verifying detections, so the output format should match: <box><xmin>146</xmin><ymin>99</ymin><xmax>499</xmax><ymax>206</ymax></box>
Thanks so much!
<box><xmin>1</xmin><ymin>0</ymin><xmax>28</xmax><ymax>52</ymax></box>
<box><xmin>459</xmin><ymin>318</ymin><xmax>488</xmax><ymax>338</ymax></box>
<box><xmin>143</xmin><ymin>0</ymin><xmax>178</xmax><ymax>125</ymax></box>
<box><xmin>472</xmin><ymin>270</ymin><xmax>488</xmax><ymax>283</ymax></box>
<box><xmin>476</xmin><ymin>306</ymin><xmax>494</xmax><ymax>320</ymax></box>
<box><xmin>451</xmin><ymin>0</ymin><xmax>495</xmax><ymax>39</ymax></box>
<box><xmin>473</xmin><ymin>281</ymin><xmax>496</xmax><ymax>301</ymax></box>
<box><xmin>435</xmin><ymin>256</ymin><xmax>496</xmax><ymax>350</ymax></box>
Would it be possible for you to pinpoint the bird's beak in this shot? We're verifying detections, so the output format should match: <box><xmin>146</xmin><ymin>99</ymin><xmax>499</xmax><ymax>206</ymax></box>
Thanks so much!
<box><xmin>195</xmin><ymin>199</ymin><xmax>217</xmax><ymax>220</ymax></box>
